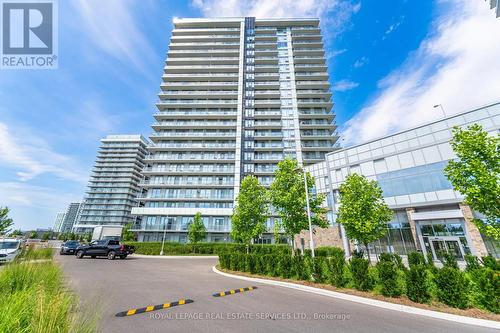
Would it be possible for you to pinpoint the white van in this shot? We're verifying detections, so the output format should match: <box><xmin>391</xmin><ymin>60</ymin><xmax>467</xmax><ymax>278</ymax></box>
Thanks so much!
<box><xmin>0</xmin><ymin>238</ymin><xmax>23</xmax><ymax>263</ymax></box>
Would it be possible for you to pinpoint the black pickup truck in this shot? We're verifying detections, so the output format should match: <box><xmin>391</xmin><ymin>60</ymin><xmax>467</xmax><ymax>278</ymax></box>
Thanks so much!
<box><xmin>75</xmin><ymin>239</ymin><xmax>134</xmax><ymax>260</ymax></box>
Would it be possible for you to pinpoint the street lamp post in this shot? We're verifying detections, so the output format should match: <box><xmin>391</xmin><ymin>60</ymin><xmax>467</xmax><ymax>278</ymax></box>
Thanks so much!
<box><xmin>433</xmin><ymin>104</ymin><xmax>446</xmax><ymax>118</ymax></box>
<box><xmin>160</xmin><ymin>216</ymin><xmax>168</xmax><ymax>256</ymax></box>
<box><xmin>295</xmin><ymin>167</ymin><xmax>315</xmax><ymax>258</ymax></box>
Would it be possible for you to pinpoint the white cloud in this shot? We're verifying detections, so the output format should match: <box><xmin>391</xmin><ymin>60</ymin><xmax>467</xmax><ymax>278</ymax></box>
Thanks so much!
<box><xmin>0</xmin><ymin>182</ymin><xmax>82</xmax><ymax>230</ymax></box>
<box><xmin>327</xmin><ymin>49</ymin><xmax>347</xmax><ymax>59</ymax></box>
<box><xmin>353</xmin><ymin>56</ymin><xmax>369</xmax><ymax>68</ymax></box>
<box><xmin>0</xmin><ymin>123</ymin><xmax>88</xmax><ymax>183</ymax></box>
<box><xmin>332</xmin><ymin>79</ymin><xmax>359</xmax><ymax>92</ymax></box>
<box><xmin>342</xmin><ymin>0</ymin><xmax>500</xmax><ymax>144</ymax></box>
<box><xmin>70</xmin><ymin>0</ymin><xmax>156</xmax><ymax>72</ymax></box>
<box><xmin>191</xmin><ymin>0</ymin><xmax>360</xmax><ymax>39</ymax></box>
<box><xmin>382</xmin><ymin>16</ymin><xmax>404</xmax><ymax>39</ymax></box>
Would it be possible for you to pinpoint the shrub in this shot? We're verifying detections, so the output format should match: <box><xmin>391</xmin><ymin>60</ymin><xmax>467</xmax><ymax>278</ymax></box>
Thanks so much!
<box><xmin>408</xmin><ymin>252</ymin><xmax>426</xmax><ymax>268</ymax></box>
<box><xmin>472</xmin><ymin>268</ymin><xmax>499</xmax><ymax>313</ymax></box>
<box><xmin>219</xmin><ymin>253</ymin><xmax>230</xmax><ymax>269</ymax></box>
<box><xmin>328</xmin><ymin>248</ymin><xmax>347</xmax><ymax>287</ymax></box>
<box><xmin>482</xmin><ymin>256</ymin><xmax>500</xmax><ymax>271</ymax></box>
<box><xmin>405</xmin><ymin>253</ymin><xmax>431</xmax><ymax>303</ymax></box>
<box><xmin>441</xmin><ymin>252</ymin><xmax>459</xmax><ymax>269</ymax></box>
<box><xmin>464</xmin><ymin>255</ymin><xmax>481</xmax><ymax>271</ymax></box>
<box><xmin>349</xmin><ymin>257</ymin><xmax>373</xmax><ymax>291</ymax></box>
<box><xmin>313</xmin><ymin>257</ymin><xmax>330</xmax><ymax>283</ymax></box>
<box><xmin>376</xmin><ymin>254</ymin><xmax>403</xmax><ymax>297</ymax></box>
<box><xmin>125</xmin><ymin>242</ymin><xmax>290</xmax><ymax>256</ymax></box>
<box><xmin>277</xmin><ymin>254</ymin><xmax>292</xmax><ymax>278</ymax></box>
<box><xmin>434</xmin><ymin>266</ymin><xmax>469</xmax><ymax>309</ymax></box>
<box><xmin>302</xmin><ymin>255</ymin><xmax>314</xmax><ymax>281</ymax></box>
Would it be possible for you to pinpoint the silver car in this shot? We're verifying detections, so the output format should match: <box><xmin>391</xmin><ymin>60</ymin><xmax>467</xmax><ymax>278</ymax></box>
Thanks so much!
<box><xmin>0</xmin><ymin>239</ymin><xmax>23</xmax><ymax>263</ymax></box>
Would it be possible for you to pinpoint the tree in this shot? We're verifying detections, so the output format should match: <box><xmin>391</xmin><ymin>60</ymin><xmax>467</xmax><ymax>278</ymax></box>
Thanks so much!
<box><xmin>188</xmin><ymin>212</ymin><xmax>206</xmax><ymax>246</ymax></box>
<box><xmin>337</xmin><ymin>173</ymin><xmax>393</xmax><ymax>264</ymax></box>
<box><xmin>269</xmin><ymin>157</ymin><xmax>328</xmax><ymax>252</ymax></box>
<box><xmin>8</xmin><ymin>229</ymin><xmax>23</xmax><ymax>238</ymax></box>
<box><xmin>122</xmin><ymin>223</ymin><xmax>136</xmax><ymax>242</ymax></box>
<box><xmin>0</xmin><ymin>207</ymin><xmax>14</xmax><ymax>236</ymax></box>
<box><xmin>231</xmin><ymin>175</ymin><xmax>268</xmax><ymax>253</ymax></box>
<box><xmin>42</xmin><ymin>232</ymin><xmax>50</xmax><ymax>241</ymax></box>
<box><xmin>444</xmin><ymin>124</ymin><xmax>500</xmax><ymax>239</ymax></box>
<box><xmin>28</xmin><ymin>231</ymin><xmax>39</xmax><ymax>239</ymax></box>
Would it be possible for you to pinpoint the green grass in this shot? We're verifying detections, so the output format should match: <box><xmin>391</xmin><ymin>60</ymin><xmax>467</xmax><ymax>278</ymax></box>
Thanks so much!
<box><xmin>0</xmin><ymin>249</ymin><xmax>99</xmax><ymax>333</ymax></box>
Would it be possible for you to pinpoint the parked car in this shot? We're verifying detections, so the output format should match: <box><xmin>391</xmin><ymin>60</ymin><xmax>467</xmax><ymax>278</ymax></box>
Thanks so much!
<box><xmin>75</xmin><ymin>239</ymin><xmax>134</xmax><ymax>260</ymax></box>
<box><xmin>0</xmin><ymin>238</ymin><xmax>23</xmax><ymax>263</ymax></box>
<box><xmin>59</xmin><ymin>240</ymin><xmax>80</xmax><ymax>255</ymax></box>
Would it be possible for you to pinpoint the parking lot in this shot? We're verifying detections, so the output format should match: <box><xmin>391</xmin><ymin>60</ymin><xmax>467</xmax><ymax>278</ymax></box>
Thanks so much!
<box><xmin>55</xmin><ymin>254</ymin><xmax>496</xmax><ymax>333</ymax></box>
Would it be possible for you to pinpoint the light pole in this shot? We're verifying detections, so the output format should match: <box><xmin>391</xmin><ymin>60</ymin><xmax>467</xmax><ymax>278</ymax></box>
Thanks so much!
<box><xmin>433</xmin><ymin>104</ymin><xmax>446</xmax><ymax>118</ymax></box>
<box><xmin>160</xmin><ymin>216</ymin><xmax>168</xmax><ymax>256</ymax></box>
<box><xmin>295</xmin><ymin>167</ymin><xmax>315</xmax><ymax>258</ymax></box>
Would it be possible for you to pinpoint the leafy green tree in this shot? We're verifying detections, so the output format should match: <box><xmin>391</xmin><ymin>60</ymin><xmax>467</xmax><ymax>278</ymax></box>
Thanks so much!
<box><xmin>337</xmin><ymin>173</ymin><xmax>393</xmax><ymax>263</ymax></box>
<box><xmin>231</xmin><ymin>175</ymin><xmax>268</xmax><ymax>253</ymax></box>
<box><xmin>85</xmin><ymin>232</ymin><xmax>92</xmax><ymax>243</ymax></box>
<box><xmin>42</xmin><ymin>232</ymin><xmax>50</xmax><ymax>241</ymax></box>
<box><xmin>29</xmin><ymin>231</ymin><xmax>39</xmax><ymax>239</ymax></box>
<box><xmin>0</xmin><ymin>207</ymin><xmax>14</xmax><ymax>236</ymax></box>
<box><xmin>444</xmin><ymin>124</ymin><xmax>499</xmax><ymax>239</ymax></box>
<box><xmin>122</xmin><ymin>223</ymin><xmax>136</xmax><ymax>242</ymax></box>
<box><xmin>188</xmin><ymin>212</ymin><xmax>206</xmax><ymax>245</ymax></box>
<box><xmin>8</xmin><ymin>229</ymin><xmax>23</xmax><ymax>238</ymax></box>
<box><xmin>69</xmin><ymin>232</ymin><xmax>76</xmax><ymax>241</ymax></box>
<box><xmin>269</xmin><ymin>157</ymin><xmax>328</xmax><ymax>252</ymax></box>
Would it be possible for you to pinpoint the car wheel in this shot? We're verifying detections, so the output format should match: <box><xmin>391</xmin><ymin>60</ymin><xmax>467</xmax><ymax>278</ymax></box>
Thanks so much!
<box><xmin>107</xmin><ymin>251</ymin><xmax>116</xmax><ymax>260</ymax></box>
<box><xmin>119</xmin><ymin>255</ymin><xmax>127</xmax><ymax>259</ymax></box>
<box><xmin>76</xmin><ymin>250</ymin><xmax>84</xmax><ymax>259</ymax></box>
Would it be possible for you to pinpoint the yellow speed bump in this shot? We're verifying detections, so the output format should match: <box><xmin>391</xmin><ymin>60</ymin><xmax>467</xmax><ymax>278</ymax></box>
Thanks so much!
<box><xmin>213</xmin><ymin>286</ymin><xmax>258</xmax><ymax>297</ymax></box>
<box><xmin>115</xmin><ymin>299</ymin><xmax>194</xmax><ymax>317</ymax></box>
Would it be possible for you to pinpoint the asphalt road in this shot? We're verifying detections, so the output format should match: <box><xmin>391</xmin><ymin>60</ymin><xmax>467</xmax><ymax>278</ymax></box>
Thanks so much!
<box><xmin>57</xmin><ymin>255</ymin><xmax>495</xmax><ymax>333</ymax></box>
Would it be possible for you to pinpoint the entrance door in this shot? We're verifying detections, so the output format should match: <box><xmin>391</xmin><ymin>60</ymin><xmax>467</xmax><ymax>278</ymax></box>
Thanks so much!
<box><xmin>429</xmin><ymin>237</ymin><xmax>465</xmax><ymax>261</ymax></box>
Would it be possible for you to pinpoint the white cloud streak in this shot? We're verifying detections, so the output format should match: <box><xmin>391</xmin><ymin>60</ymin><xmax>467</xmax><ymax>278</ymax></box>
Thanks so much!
<box><xmin>70</xmin><ymin>0</ymin><xmax>156</xmax><ymax>72</ymax></box>
<box><xmin>332</xmin><ymin>79</ymin><xmax>359</xmax><ymax>92</ymax></box>
<box><xmin>191</xmin><ymin>0</ymin><xmax>361</xmax><ymax>39</ymax></box>
<box><xmin>0</xmin><ymin>122</ymin><xmax>88</xmax><ymax>183</ymax></box>
<box><xmin>342</xmin><ymin>0</ymin><xmax>500</xmax><ymax>144</ymax></box>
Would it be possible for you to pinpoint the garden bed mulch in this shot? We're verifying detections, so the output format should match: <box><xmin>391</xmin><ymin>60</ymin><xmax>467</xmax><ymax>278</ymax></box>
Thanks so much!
<box><xmin>218</xmin><ymin>267</ymin><xmax>500</xmax><ymax>322</ymax></box>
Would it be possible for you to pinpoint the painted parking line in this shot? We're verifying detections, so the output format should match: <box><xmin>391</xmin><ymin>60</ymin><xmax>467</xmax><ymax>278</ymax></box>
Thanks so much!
<box><xmin>212</xmin><ymin>286</ymin><xmax>258</xmax><ymax>297</ymax></box>
<box><xmin>115</xmin><ymin>299</ymin><xmax>194</xmax><ymax>317</ymax></box>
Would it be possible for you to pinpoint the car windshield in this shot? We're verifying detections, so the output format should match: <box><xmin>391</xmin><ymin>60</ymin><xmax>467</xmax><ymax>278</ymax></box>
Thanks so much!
<box><xmin>0</xmin><ymin>241</ymin><xmax>19</xmax><ymax>250</ymax></box>
<box><xmin>65</xmin><ymin>241</ymin><xmax>78</xmax><ymax>245</ymax></box>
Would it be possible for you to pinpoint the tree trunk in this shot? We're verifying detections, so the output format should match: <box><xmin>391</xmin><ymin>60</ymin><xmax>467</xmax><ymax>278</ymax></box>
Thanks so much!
<box><xmin>246</xmin><ymin>243</ymin><xmax>249</xmax><ymax>254</ymax></box>
<box><xmin>291</xmin><ymin>237</ymin><xmax>295</xmax><ymax>256</ymax></box>
<box><xmin>365</xmin><ymin>243</ymin><xmax>371</xmax><ymax>265</ymax></box>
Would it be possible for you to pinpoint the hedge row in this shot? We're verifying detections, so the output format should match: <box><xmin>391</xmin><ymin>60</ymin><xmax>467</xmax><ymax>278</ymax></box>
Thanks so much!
<box><xmin>219</xmin><ymin>249</ymin><xmax>499</xmax><ymax>313</ymax></box>
<box><xmin>124</xmin><ymin>242</ymin><xmax>290</xmax><ymax>256</ymax></box>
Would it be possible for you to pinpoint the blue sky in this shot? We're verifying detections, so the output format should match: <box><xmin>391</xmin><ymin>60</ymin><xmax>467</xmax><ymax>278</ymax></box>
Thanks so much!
<box><xmin>1</xmin><ymin>0</ymin><xmax>499</xmax><ymax>231</ymax></box>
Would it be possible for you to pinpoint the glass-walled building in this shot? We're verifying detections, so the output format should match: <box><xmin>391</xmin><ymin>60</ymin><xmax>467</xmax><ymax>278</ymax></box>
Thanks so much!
<box><xmin>132</xmin><ymin>17</ymin><xmax>338</xmax><ymax>242</ymax></box>
<box><xmin>74</xmin><ymin>135</ymin><xmax>148</xmax><ymax>234</ymax></box>
<box><xmin>304</xmin><ymin>101</ymin><xmax>500</xmax><ymax>259</ymax></box>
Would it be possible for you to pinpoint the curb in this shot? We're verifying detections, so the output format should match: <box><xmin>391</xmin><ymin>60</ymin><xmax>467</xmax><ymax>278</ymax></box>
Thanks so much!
<box><xmin>212</xmin><ymin>266</ymin><xmax>500</xmax><ymax>329</ymax></box>
<box><xmin>133</xmin><ymin>254</ymin><xmax>218</xmax><ymax>259</ymax></box>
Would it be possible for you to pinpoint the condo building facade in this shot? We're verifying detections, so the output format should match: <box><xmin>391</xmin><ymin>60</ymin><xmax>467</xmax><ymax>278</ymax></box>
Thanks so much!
<box><xmin>131</xmin><ymin>17</ymin><xmax>338</xmax><ymax>242</ymax></box>
<box><xmin>73</xmin><ymin>135</ymin><xmax>148</xmax><ymax>234</ymax></box>
<box><xmin>52</xmin><ymin>212</ymin><xmax>66</xmax><ymax>233</ymax></box>
<box><xmin>301</xmin><ymin>102</ymin><xmax>500</xmax><ymax>260</ymax></box>
<box><xmin>60</xmin><ymin>202</ymin><xmax>82</xmax><ymax>233</ymax></box>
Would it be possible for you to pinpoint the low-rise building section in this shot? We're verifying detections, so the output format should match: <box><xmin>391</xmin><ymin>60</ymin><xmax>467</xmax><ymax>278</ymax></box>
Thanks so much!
<box><xmin>304</xmin><ymin>101</ymin><xmax>500</xmax><ymax>259</ymax></box>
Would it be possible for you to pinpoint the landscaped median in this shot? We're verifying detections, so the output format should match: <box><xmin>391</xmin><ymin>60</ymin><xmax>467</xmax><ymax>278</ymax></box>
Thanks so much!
<box><xmin>124</xmin><ymin>241</ymin><xmax>290</xmax><ymax>256</ymax></box>
<box><xmin>0</xmin><ymin>248</ymin><xmax>98</xmax><ymax>333</ymax></box>
<box><xmin>217</xmin><ymin>246</ymin><xmax>500</xmax><ymax>321</ymax></box>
